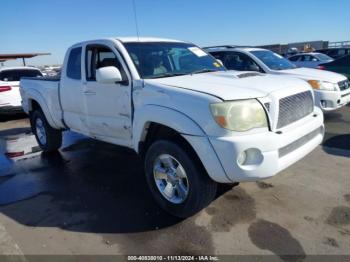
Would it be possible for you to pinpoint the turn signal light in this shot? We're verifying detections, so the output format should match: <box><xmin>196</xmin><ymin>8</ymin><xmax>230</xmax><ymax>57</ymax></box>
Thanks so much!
<box><xmin>0</xmin><ymin>86</ymin><xmax>12</xmax><ymax>92</ymax></box>
<box><xmin>307</xmin><ymin>80</ymin><xmax>320</xmax><ymax>89</ymax></box>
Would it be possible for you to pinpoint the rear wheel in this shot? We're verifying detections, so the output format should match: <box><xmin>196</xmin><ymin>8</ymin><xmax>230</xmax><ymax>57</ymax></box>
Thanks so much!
<box><xmin>145</xmin><ymin>140</ymin><xmax>217</xmax><ymax>218</ymax></box>
<box><xmin>30</xmin><ymin>110</ymin><xmax>62</xmax><ymax>152</ymax></box>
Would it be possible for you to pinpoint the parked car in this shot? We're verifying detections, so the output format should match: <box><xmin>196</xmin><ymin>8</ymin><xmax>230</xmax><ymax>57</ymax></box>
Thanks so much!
<box><xmin>317</xmin><ymin>48</ymin><xmax>350</xmax><ymax>60</ymax></box>
<box><xmin>0</xmin><ymin>67</ymin><xmax>43</xmax><ymax>114</ymax></box>
<box><xmin>319</xmin><ymin>54</ymin><xmax>350</xmax><ymax>79</ymax></box>
<box><xmin>288</xmin><ymin>52</ymin><xmax>333</xmax><ymax>69</ymax></box>
<box><xmin>206</xmin><ymin>46</ymin><xmax>350</xmax><ymax>111</ymax></box>
<box><xmin>20</xmin><ymin>37</ymin><xmax>324</xmax><ymax>218</ymax></box>
<box><xmin>284</xmin><ymin>47</ymin><xmax>300</xmax><ymax>58</ymax></box>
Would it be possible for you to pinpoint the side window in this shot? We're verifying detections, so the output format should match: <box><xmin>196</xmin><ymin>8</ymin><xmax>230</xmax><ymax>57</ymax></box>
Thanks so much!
<box><xmin>311</xmin><ymin>55</ymin><xmax>319</xmax><ymax>62</ymax></box>
<box><xmin>222</xmin><ymin>52</ymin><xmax>261</xmax><ymax>72</ymax></box>
<box><xmin>289</xmin><ymin>56</ymin><xmax>299</xmax><ymax>62</ymax></box>
<box><xmin>0</xmin><ymin>71</ymin><xmax>16</xmax><ymax>81</ymax></box>
<box><xmin>67</xmin><ymin>47</ymin><xmax>82</xmax><ymax>80</ymax></box>
<box><xmin>85</xmin><ymin>45</ymin><xmax>127</xmax><ymax>81</ymax></box>
<box><xmin>328</xmin><ymin>50</ymin><xmax>338</xmax><ymax>57</ymax></box>
<box><xmin>301</xmin><ymin>55</ymin><xmax>312</xmax><ymax>62</ymax></box>
<box><xmin>210</xmin><ymin>52</ymin><xmax>226</xmax><ymax>63</ymax></box>
<box><xmin>338</xmin><ymin>49</ymin><xmax>346</xmax><ymax>56</ymax></box>
<box><xmin>216</xmin><ymin>52</ymin><xmax>243</xmax><ymax>70</ymax></box>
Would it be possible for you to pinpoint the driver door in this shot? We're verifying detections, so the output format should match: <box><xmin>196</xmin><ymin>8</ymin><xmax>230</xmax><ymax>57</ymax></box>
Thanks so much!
<box><xmin>83</xmin><ymin>44</ymin><xmax>132</xmax><ymax>147</ymax></box>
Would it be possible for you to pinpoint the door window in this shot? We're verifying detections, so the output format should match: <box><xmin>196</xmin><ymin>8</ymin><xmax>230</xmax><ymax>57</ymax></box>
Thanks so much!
<box><xmin>210</xmin><ymin>51</ymin><xmax>226</xmax><ymax>64</ymax></box>
<box><xmin>67</xmin><ymin>47</ymin><xmax>82</xmax><ymax>80</ymax></box>
<box><xmin>212</xmin><ymin>51</ymin><xmax>262</xmax><ymax>72</ymax></box>
<box><xmin>85</xmin><ymin>46</ymin><xmax>127</xmax><ymax>82</ymax></box>
<box><xmin>338</xmin><ymin>49</ymin><xmax>346</xmax><ymax>56</ymax></box>
<box><xmin>301</xmin><ymin>55</ymin><xmax>313</xmax><ymax>62</ymax></box>
<box><xmin>328</xmin><ymin>50</ymin><xmax>338</xmax><ymax>58</ymax></box>
<box><xmin>289</xmin><ymin>55</ymin><xmax>300</xmax><ymax>62</ymax></box>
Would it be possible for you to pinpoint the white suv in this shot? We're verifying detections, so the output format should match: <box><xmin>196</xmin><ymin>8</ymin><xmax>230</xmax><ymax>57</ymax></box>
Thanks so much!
<box><xmin>0</xmin><ymin>67</ymin><xmax>42</xmax><ymax>114</ymax></box>
<box><xmin>205</xmin><ymin>46</ymin><xmax>350</xmax><ymax>112</ymax></box>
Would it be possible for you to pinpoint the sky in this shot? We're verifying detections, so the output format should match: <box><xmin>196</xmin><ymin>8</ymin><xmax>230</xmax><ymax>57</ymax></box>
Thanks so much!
<box><xmin>1</xmin><ymin>0</ymin><xmax>349</xmax><ymax>66</ymax></box>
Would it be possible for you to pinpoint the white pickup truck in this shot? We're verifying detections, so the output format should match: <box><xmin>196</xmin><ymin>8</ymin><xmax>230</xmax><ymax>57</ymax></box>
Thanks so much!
<box><xmin>20</xmin><ymin>37</ymin><xmax>324</xmax><ymax>217</ymax></box>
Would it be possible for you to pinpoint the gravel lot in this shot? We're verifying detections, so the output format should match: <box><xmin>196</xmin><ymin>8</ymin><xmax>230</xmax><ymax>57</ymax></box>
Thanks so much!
<box><xmin>0</xmin><ymin>106</ymin><xmax>349</xmax><ymax>258</ymax></box>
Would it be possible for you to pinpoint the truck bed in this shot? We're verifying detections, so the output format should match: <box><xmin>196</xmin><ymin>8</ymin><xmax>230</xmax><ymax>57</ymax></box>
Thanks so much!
<box><xmin>20</xmin><ymin>77</ymin><xmax>65</xmax><ymax>129</ymax></box>
<box><xmin>21</xmin><ymin>76</ymin><xmax>60</xmax><ymax>81</ymax></box>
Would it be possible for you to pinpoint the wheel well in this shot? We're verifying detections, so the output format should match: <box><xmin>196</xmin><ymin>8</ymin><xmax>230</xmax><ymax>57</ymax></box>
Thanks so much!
<box><xmin>139</xmin><ymin>123</ymin><xmax>205</xmax><ymax>169</ymax></box>
<box><xmin>29</xmin><ymin>99</ymin><xmax>41</xmax><ymax>113</ymax></box>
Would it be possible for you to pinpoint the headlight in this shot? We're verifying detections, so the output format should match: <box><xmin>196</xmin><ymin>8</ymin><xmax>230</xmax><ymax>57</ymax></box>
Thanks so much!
<box><xmin>210</xmin><ymin>99</ymin><xmax>268</xmax><ymax>132</ymax></box>
<box><xmin>307</xmin><ymin>80</ymin><xmax>337</xmax><ymax>91</ymax></box>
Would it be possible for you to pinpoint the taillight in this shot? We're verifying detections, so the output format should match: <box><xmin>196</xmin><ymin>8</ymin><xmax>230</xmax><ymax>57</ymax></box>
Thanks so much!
<box><xmin>0</xmin><ymin>85</ymin><xmax>12</xmax><ymax>92</ymax></box>
<box><xmin>5</xmin><ymin>151</ymin><xmax>25</xmax><ymax>158</ymax></box>
<box><xmin>317</xmin><ymin>65</ymin><xmax>326</xmax><ymax>70</ymax></box>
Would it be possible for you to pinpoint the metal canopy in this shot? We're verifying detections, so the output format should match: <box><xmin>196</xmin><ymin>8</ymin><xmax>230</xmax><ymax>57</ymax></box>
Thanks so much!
<box><xmin>0</xmin><ymin>53</ymin><xmax>51</xmax><ymax>65</ymax></box>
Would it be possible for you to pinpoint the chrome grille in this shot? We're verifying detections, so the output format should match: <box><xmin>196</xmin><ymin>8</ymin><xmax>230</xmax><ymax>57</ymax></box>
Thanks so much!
<box><xmin>338</xmin><ymin>80</ymin><xmax>350</xmax><ymax>91</ymax></box>
<box><xmin>277</xmin><ymin>91</ymin><xmax>313</xmax><ymax>129</ymax></box>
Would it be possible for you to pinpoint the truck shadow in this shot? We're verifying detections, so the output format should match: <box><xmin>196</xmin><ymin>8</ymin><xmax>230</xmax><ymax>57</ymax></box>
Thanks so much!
<box><xmin>0</xmin><ymin>131</ymin><xmax>233</xmax><ymax>234</ymax></box>
<box><xmin>0</xmin><ymin>113</ymin><xmax>27</xmax><ymax>123</ymax></box>
<box><xmin>322</xmin><ymin>133</ymin><xmax>350</xmax><ymax>157</ymax></box>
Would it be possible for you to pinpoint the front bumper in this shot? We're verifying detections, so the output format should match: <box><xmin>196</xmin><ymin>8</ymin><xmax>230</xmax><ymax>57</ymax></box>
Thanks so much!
<box><xmin>314</xmin><ymin>89</ymin><xmax>350</xmax><ymax>112</ymax></box>
<box><xmin>208</xmin><ymin>108</ymin><xmax>324</xmax><ymax>182</ymax></box>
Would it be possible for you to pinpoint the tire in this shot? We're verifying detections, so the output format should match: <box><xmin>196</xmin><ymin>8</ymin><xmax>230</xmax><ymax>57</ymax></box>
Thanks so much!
<box><xmin>30</xmin><ymin>110</ymin><xmax>62</xmax><ymax>152</ymax></box>
<box><xmin>145</xmin><ymin>140</ymin><xmax>217</xmax><ymax>218</ymax></box>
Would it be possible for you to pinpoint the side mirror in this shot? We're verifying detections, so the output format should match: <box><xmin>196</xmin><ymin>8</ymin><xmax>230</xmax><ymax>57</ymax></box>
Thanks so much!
<box><xmin>248</xmin><ymin>64</ymin><xmax>261</xmax><ymax>72</ymax></box>
<box><xmin>96</xmin><ymin>66</ymin><xmax>122</xmax><ymax>84</ymax></box>
<box><xmin>216</xmin><ymin>59</ymin><xmax>224</xmax><ymax>66</ymax></box>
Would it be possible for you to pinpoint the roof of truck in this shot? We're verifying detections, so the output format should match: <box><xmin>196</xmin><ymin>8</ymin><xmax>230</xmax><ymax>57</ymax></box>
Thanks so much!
<box><xmin>116</xmin><ymin>37</ymin><xmax>185</xmax><ymax>43</ymax></box>
<box><xmin>71</xmin><ymin>37</ymin><xmax>189</xmax><ymax>48</ymax></box>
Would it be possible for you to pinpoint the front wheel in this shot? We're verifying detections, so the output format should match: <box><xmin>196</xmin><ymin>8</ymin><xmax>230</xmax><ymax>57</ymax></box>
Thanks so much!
<box><xmin>145</xmin><ymin>140</ymin><xmax>217</xmax><ymax>218</ymax></box>
<box><xmin>30</xmin><ymin>110</ymin><xmax>62</xmax><ymax>152</ymax></box>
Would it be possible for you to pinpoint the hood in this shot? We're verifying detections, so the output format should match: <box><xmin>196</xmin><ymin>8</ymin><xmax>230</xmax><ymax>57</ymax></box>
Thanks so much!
<box><xmin>146</xmin><ymin>71</ymin><xmax>308</xmax><ymax>101</ymax></box>
<box><xmin>278</xmin><ymin>67</ymin><xmax>346</xmax><ymax>83</ymax></box>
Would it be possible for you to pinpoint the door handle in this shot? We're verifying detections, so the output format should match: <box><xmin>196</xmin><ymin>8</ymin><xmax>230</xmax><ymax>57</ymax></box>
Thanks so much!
<box><xmin>83</xmin><ymin>91</ymin><xmax>96</xmax><ymax>95</ymax></box>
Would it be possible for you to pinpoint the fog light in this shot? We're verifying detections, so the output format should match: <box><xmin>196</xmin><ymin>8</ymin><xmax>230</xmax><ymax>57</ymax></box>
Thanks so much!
<box><xmin>237</xmin><ymin>148</ymin><xmax>264</xmax><ymax>168</ymax></box>
<box><xmin>321</xmin><ymin>100</ymin><xmax>333</xmax><ymax>108</ymax></box>
<box><xmin>237</xmin><ymin>151</ymin><xmax>247</xmax><ymax>165</ymax></box>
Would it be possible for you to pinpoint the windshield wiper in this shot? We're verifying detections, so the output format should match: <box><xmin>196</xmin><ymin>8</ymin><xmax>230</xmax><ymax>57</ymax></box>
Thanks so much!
<box><xmin>148</xmin><ymin>72</ymin><xmax>188</xmax><ymax>79</ymax></box>
<box><xmin>191</xmin><ymin>68</ymin><xmax>219</xmax><ymax>75</ymax></box>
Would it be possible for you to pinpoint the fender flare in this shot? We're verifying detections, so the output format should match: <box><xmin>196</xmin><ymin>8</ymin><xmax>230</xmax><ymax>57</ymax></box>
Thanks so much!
<box><xmin>132</xmin><ymin>104</ymin><xmax>205</xmax><ymax>152</ymax></box>
<box><xmin>26</xmin><ymin>89</ymin><xmax>61</xmax><ymax>129</ymax></box>
<box><xmin>132</xmin><ymin>104</ymin><xmax>231</xmax><ymax>183</ymax></box>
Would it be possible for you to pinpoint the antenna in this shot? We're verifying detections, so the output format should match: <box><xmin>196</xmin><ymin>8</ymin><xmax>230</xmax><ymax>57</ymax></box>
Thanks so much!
<box><xmin>132</xmin><ymin>0</ymin><xmax>140</xmax><ymax>41</ymax></box>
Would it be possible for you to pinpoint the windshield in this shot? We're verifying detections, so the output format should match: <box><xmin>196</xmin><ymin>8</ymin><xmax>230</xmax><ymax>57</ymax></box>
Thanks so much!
<box><xmin>123</xmin><ymin>42</ymin><xmax>225</xmax><ymax>79</ymax></box>
<box><xmin>251</xmin><ymin>50</ymin><xmax>297</xmax><ymax>70</ymax></box>
<box><xmin>314</xmin><ymin>53</ymin><xmax>333</xmax><ymax>61</ymax></box>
